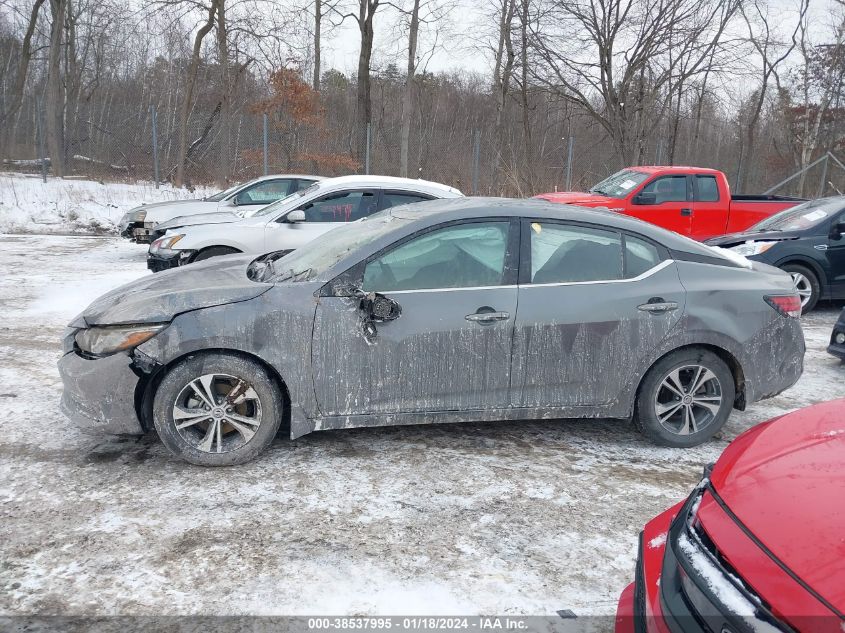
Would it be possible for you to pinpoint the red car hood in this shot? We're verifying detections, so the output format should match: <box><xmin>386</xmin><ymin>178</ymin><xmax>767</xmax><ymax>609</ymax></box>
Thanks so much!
<box><xmin>710</xmin><ymin>399</ymin><xmax>845</xmax><ymax>612</ymax></box>
<box><xmin>532</xmin><ymin>191</ymin><xmax>620</xmax><ymax>207</ymax></box>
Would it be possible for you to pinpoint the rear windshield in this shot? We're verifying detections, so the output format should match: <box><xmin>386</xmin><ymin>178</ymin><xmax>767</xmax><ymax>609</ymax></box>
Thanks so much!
<box><xmin>205</xmin><ymin>182</ymin><xmax>242</xmax><ymax>202</ymax></box>
<box><xmin>753</xmin><ymin>198</ymin><xmax>844</xmax><ymax>231</ymax></box>
<box><xmin>589</xmin><ymin>170</ymin><xmax>650</xmax><ymax>198</ymax></box>
<box><xmin>247</xmin><ymin>183</ymin><xmax>321</xmax><ymax>217</ymax></box>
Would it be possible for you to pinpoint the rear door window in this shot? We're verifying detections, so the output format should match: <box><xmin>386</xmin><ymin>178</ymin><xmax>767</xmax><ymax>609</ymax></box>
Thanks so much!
<box><xmin>528</xmin><ymin>222</ymin><xmax>623</xmax><ymax>284</ymax></box>
<box><xmin>695</xmin><ymin>176</ymin><xmax>720</xmax><ymax>202</ymax></box>
<box><xmin>380</xmin><ymin>192</ymin><xmax>434</xmax><ymax>210</ymax></box>
<box><xmin>238</xmin><ymin>179</ymin><xmax>294</xmax><ymax>204</ymax></box>
<box><xmin>624</xmin><ymin>235</ymin><xmax>662</xmax><ymax>278</ymax></box>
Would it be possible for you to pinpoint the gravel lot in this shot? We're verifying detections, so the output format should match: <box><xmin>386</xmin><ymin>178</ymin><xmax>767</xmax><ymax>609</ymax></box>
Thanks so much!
<box><xmin>1</xmin><ymin>234</ymin><xmax>843</xmax><ymax>618</ymax></box>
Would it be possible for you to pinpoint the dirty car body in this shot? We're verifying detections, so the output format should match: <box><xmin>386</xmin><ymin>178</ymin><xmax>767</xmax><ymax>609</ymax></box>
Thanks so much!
<box><xmin>59</xmin><ymin>198</ymin><xmax>805</xmax><ymax>465</ymax></box>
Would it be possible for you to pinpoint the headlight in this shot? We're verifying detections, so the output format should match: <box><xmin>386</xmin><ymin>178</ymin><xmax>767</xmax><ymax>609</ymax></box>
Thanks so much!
<box><xmin>729</xmin><ymin>241</ymin><xmax>777</xmax><ymax>256</ymax></box>
<box><xmin>150</xmin><ymin>234</ymin><xmax>185</xmax><ymax>253</ymax></box>
<box><xmin>125</xmin><ymin>208</ymin><xmax>147</xmax><ymax>222</ymax></box>
<box><xmin>75</xmin><ymin>324</ymin><xmax>166</xmax><ymax>357</ymax></box>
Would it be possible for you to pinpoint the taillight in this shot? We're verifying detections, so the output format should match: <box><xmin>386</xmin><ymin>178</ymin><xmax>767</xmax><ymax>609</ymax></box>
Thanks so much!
<box><xmin>765</xmin><ymin>295</ymin><xmax>802</xmax><ymax>318</ymax></box>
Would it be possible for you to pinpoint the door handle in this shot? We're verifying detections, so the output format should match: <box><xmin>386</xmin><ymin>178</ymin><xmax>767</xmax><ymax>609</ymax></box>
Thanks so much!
<box><xmin>680</xmin><ymin>208</ymin><xmax>693</xmax><ymax>217</ymax></box>
<box><xmin>638</xmin><ymin>300</ymin><xmax>679</xmax><ymax>313</ymax></box>
<box><xmin>814</xmin><ymin>244</ymin><xmax>829</xmax><ymax>251</ymax></box>
<box><xmin>466</xmin><ymin>311</ymin><xmax>510</xmax><ymax>323</ymax></box>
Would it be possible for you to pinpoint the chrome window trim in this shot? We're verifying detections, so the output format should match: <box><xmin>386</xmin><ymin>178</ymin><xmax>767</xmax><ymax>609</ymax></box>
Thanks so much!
<box><xmin>522</xmin><ymin>259</ymin><xmax>674</xmax><ymax>288</ymax></box>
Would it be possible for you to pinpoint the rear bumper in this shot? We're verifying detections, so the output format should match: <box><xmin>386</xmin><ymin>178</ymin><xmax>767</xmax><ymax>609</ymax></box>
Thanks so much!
<box><xmin>744</xmin><ymin>317</ymin><xmax>804</xmax><ymax>404</ymax></box>
<box><xmin>58</xmin><ymin>350</ymin><xmax>144</xmax><ymax>435</ymax></box>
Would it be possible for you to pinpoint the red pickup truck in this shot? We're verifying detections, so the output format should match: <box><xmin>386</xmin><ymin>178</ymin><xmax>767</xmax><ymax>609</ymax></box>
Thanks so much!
<box><xmin>534</xmin><ymin>166</ymin><xmax>804</xmax><ymax>240</ymax></box>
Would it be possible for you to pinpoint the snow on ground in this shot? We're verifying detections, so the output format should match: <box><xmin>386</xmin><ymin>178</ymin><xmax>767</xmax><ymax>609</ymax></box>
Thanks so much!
<box><xmin>0</xmin><ymin>172</ymin><xmax>214</xmax><ymax>235</ymax></box>
<box><xmin>0</xmin><ymin>234</ymin><xmax>843</xmax><ymax>620</ymax></box>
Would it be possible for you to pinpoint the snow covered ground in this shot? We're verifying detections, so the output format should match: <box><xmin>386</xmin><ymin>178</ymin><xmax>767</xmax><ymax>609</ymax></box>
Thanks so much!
<box><xmin>0</xmin><ymin>172</ymin><xmax>214</xmax><ymax>235</ymax></box>
<box><xmin>0</xmin><ymin>234</ymin><xmax>843</xmax><ymax>621</ymax></box>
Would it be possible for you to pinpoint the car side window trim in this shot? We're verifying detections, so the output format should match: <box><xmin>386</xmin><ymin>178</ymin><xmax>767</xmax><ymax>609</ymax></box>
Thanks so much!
<box><xmin>280</xmin><ymin>189</ymin><xmax>379</xmax><ymax>223</ymax></box>
<box><xmin>521</xmin><ymin>259</ymin><xmax>674</xmax><ymax>288</ymax></box>
<box><xmin>320</xmin><ymin>217</ymin><xmax>521</xmax><ymax>296</ymax></box>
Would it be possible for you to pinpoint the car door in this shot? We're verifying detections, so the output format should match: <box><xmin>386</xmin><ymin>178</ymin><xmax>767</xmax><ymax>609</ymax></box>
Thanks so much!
<box><xmin>511</xmin><ymin>220</ymin><xmax>685</xmax><ymax>408</ymax></box>
<box><xmin>312</xmin><ymin>219</ymin><xmax>519</xmax><ymax>416</ymax></box>
<box><xmin>691</xmin><ymin>174</ymin><xmax>729</xmax><ymax>240</ymax></box>
<box><xmin>264</xmin><ymin>189</ymin><xmax>379</xmax><ymax>251</ymax></box>
<box><xmin>824</xmin><ymin>210</ymin><xmax>845</xmax><ymax>298</ymax></box>
<box><xmin>628</xmin><ymin>175</ymin><xmax>693</xmax><ymax>235</ymax></box>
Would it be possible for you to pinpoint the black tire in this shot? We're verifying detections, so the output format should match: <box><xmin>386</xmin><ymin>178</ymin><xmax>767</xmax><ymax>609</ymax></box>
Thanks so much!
<box><xmin>635</xmin><ymin>348</ymin><xmax>735</xmax><ymax>448</ymax></box>
<box><xmin>152</xmin><ymin>352</ymin><xmax>283</xmax><ymax>466</ymax></box>
<box><xmin>780</xmin><ymin>263</ymin><xmax>820</xmax><ymax>313</ymax></box>
<box><xmin>193</xmin><ymin>246</ymin><xmax>241</xmax><ymax>262</ymax></box>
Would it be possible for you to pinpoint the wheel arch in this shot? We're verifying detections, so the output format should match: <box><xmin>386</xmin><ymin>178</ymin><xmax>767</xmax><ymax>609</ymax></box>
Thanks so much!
<box><xmin>135</xmin><ymin>347</ymin><xmax>291</xmax><ymax>435</ymax></box>
<box><xmin>773</xmin><ymin>256</ymin><xmax>827</xmax><ymax>286</ymax></box>
<box><xmin>634</xmin><ymin>343</ymin><xmax>747</xmax><ymax>414</ymax></box>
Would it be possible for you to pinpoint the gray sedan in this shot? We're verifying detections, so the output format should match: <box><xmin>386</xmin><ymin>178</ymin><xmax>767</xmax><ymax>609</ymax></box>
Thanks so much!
<box><xmin>59</xmin><ymin>199</ymin><xmax>805</xmax><ymax>465</ymax></box>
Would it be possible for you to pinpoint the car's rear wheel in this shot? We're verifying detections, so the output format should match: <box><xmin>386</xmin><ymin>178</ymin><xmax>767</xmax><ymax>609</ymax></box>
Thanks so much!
<box><xmin>635</xmin><ymin>349</ymin><xmax>735</xmax><ymax>448</ymax></box>
<box><xmin>152</xmin><ymin>352</ymin><xmax>283</xmax><ymax>466</ymax></box>
<box><xmin>193</xmin><ymin>246</ymin><xmax>241</xmax><ymax>262</ymax></box>
<box><xmin>780</xmin><ymin>263</ymin><xmax>819</xmax><ymax>312</ymax></box>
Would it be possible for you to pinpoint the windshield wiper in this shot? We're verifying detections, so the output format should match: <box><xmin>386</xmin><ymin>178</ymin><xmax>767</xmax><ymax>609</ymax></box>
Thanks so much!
<box><xmin>590</xmin><ymin>188</ymin><xmax>608</xmax><ymax>195</ymax></box>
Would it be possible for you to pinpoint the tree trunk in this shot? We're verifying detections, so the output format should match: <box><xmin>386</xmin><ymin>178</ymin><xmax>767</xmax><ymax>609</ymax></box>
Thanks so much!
<box><xmin>46</xmin><ymin>0</ymin><xmax>67</xmax><ymax>176</ymax></box>
<box><xmin>355</xmin><ymin>0</ymin><xmax>379</xmax><ymax>168</ymax></box>
<box><xmin>217</xmin><ymin>0</ymin><xmax>230</xmax><ymax>188</ymax></box>
<box><xmin>519</xmin><ymin>0</ymin><xmax>531</xmax><ymax>188</ymax></box>
<box><xmin>0</xmin><ymin>0</ymin><xmax>46</xmax><ymax>157</ymax></box>
<box><xmin>313</xmin><ymin>0</ymin><xmax>321</xmax><ymax>91</ymax></box>
<box><xmin>399</xmin><ymin>0</ymin><xmax>420</xmax><ymax>178</ymax></box>
<box><xmin>175</xmin><ymin>0</ymin><xmax>218</xmax><ymax>188</ymax></box>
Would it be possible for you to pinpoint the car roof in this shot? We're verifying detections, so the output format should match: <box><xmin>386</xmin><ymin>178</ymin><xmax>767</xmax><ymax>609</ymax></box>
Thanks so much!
<box><xmin>252</xmin><ymin>174</ymin><xmax>325</xmax><ymax>182</ymax></box>
<box><xmin>624</xmin><ymin>166</ymin><xmax>722</xmax><ymax>175</ymax></box>
<box><xmin>315</xmin><ymin>174</ymin><xmax>463</xmax><ymax>196</ymax></box>
<box><xmin>381</xmin><ymin>197</ymin><xmax>732</xmax><ymax>258</ymax></box>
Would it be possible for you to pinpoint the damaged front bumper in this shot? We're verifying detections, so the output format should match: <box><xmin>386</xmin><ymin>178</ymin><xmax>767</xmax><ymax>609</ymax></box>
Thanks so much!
<box><xmin>58</xmin><ymin>349</ymin><xmax>145</xmax><ymax>435</ymax></box>
<box><xmin>147</xmin><ymin>249</ymin><xmax>194</xmax><ymax>273</ymax></box>
<box><xmin>120</xmin><ymin>221</ymin><xmax>156</xmax><ymax>243</ymax></box>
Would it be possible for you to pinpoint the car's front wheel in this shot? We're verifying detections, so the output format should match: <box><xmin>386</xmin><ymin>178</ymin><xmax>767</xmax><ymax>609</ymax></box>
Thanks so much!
<box><xmin>635</xmin><ymin>348</ymin><xmax>735</xmax><ymax>448</ymax></box>
<box><xmin>152</xmin><ymin>352</ymin><xmax>284</xmax><ymax>466</ymax></box>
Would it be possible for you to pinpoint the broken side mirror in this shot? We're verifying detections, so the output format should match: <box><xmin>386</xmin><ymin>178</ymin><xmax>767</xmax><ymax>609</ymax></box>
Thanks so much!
<box><xmin>361</xmin><ymin>292</ymin><xmax>402</xmax><ymax>322</ymax></box>
<box><xmin>830</xmin><ymin>221</ymin><xmax>845</xmax><ymax>240</ymax></box>
<box><xmin>285</xmin><ymin>209</ymin><xmax>306</xmax><ymax>223</ymax></box>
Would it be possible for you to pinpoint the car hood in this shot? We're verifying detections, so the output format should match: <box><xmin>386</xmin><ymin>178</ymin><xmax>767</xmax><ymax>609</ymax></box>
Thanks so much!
<box><xmin>156</xmin><ymin>211</ymin><xmax>241</xmax><ymax>232</ymax></box>
<box><xmin>705</xmin><ymin>230</ymin><xmax>801</xmax><ymax>247</ymax></box>
<box><xmin>70</xmin><ymin>255</ymin><xmax>271</xmax><ymax>327</ymax></box>
<box><xmin>709</xmin><ymin>399</ymin><xmax>845</xmax><ymax>611</ymax></box>
<box><xmin>532</xmin><ymin>191</ymin><xmax>620</xmax><ymax>207</ymax></box>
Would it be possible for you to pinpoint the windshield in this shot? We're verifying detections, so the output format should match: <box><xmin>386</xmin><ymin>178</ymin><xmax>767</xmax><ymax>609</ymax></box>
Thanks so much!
<box><xmin>753</xmin><ymin>198</ymin><xmax>844</xmax><ymax>231</ymax></box>
<box><xmin>205</xmin><ymin>182</ymin><xmax>243</xmax><ymax>202</ymax></box>
<box><xmin>248</xmin><ymin>183</ymin><xmax>321</xmax><ymax>217</ymax></box>
<box><xmin>260</xmin><ymin>210</ymin><xmax>411</xmax><ymax>282</ymax></box>
<box><xmin>589</xmin><ymin>170</ymin><xmax>650</xmax><ymax>198</ymax></box>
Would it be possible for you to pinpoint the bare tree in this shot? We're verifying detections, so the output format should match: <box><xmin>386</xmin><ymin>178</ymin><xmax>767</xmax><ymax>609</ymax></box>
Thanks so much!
<box><xmin>399</xmin><ymin>0</ymin><xmax>420</xmax><ymax>177</ymax></box>
<box><xmin>734</xmin><ymin>0</ymin><xmax>806</xmax><ymax>191</ymax></box>
<box><xmin>531</xmin><ymin>0</ymin><xmax>742</xmax><ymax>165</ymax></box>
<box><xmin>175</xmin><ymin>0</ymin><xmax>218</xmax><ymax>188</ymax></box>
<box><xmin>0</xmin><ymin>0</ymin><xmax>45</xmax><ymax>156</ymax></box>
<box><xmin>45</xmin><ymin>0</ymin><xmax>68</xmax><ymax>176</ymax></box>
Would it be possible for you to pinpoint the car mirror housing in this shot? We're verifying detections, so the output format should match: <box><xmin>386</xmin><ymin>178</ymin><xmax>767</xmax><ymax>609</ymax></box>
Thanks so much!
<box><xmin>286</xmin><ymin>209</ymin><xmax>306</xmax><ymax>223</ymax></box>
<box><xmin>830</xmin><ymin>221</ymin><xmax>845</xmax><ymax>240</ymax></box>
<box><xmin>361</xmin><ymin>292</ymin><xmax>402</xmax><ymax>322</ymax></box>
<box><xmin>633</xmin><ymin>192</ymin><xmax>656</xmax><ymax>205</ymax></box>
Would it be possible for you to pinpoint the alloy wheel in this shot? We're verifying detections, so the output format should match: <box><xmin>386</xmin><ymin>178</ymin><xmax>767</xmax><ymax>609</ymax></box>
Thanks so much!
<box><xmin>654</xmin><ymin>365</ymin><xmax>723</xmax><ymax>436</ymax></box>
<box><xmin>172</xmin><ymin>373</ymin><xmax>263</xmax><ymax>454</ymax></box>
<box><xmin>790</xmin><ymin>272</ymin><xmax>813</xmax><ymax>308</ymax></box>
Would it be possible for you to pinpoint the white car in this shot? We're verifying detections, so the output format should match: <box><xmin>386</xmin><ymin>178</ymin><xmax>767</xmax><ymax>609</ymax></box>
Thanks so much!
<box><xmin>146</xmin><ymin>175</ymin><xmax>463</xmax><ymax>271</ymax></box>
<box><xmin>118</xmin><ymin>174</ymin><xmax>321</xmax><ymax>243</ymax></box>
